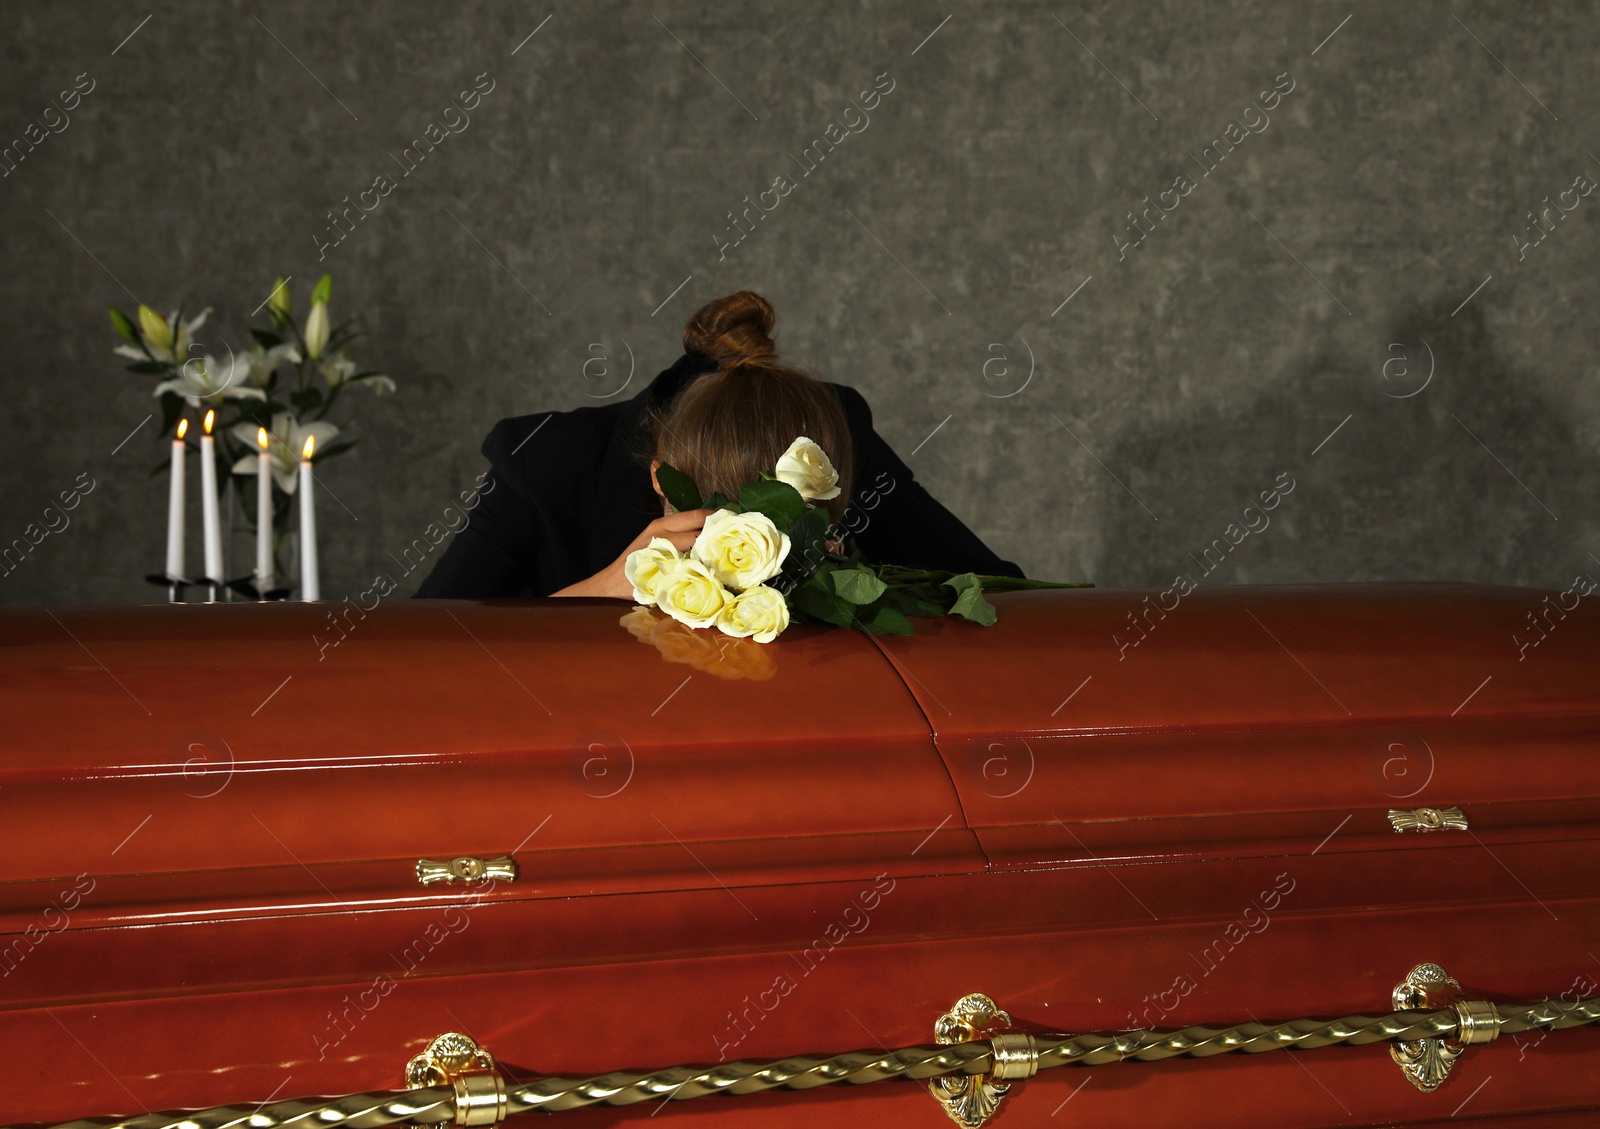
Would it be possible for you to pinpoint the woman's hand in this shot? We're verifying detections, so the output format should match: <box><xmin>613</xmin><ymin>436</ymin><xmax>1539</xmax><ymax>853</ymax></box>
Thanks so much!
<box><xmin>550</xmin><ymin>509</ymin><xmax>716</xmax><ymax>599</ymax></box>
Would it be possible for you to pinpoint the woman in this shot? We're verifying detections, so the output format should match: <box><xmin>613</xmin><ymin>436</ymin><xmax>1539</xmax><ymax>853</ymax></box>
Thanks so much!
<box><xmin>414</xmin><ymin>292</ymin><xmax>1023</xmax><ymax>599</ymax></box>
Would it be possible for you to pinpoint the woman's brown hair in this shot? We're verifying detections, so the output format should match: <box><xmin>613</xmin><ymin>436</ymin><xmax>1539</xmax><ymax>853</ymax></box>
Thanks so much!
<box><xmin>645</xmin><ymin>291</ymin><xmax>855</xmax><ymax>527</ymax></box>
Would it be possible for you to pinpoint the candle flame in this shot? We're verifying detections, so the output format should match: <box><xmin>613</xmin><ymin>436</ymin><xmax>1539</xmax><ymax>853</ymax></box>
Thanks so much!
<box><xmin>258</xmin><ymin>426</ymin><xmax>269</xmax><ymax>450</ymax></box>
<box><xmin>203</xmin><ymin>409</ymin><xmax>215</xmax><ymax>435</ymax></box>
<box><xmin>302</xmin><ymin>435</ymin><xmax>316</xmax><ymax>460</ymax></box>
<box><xmin>176</xmin><ymin>418</ymin><xmax>189</xmax><ymax>440</ymax></box>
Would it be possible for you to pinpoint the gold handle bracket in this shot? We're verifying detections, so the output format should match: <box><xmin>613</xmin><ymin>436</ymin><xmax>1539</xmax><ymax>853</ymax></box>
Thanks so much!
<box><xmin>1390</xmin><ymin>962</ymin><xmax>1500</xmax><ymax>1092</ymax></box>
<box><xmin>1388</xmin><ymin>806</ymin><xmax>1468</xmax><ymax>833</ymax></box>
<box><xmin>929</xmin><ymin>993</ymin><xmax>1037</xmax><ymax>1128</ymax></box>
<box><xmin>416</xmin><ymin>855</ymin><xmax>518</xmax><ymax>886</ymax></box>
<box><xmin>405</xmin><ymin>1031</ymin><xmax>506</xmax><ymax>1127</ymax></box>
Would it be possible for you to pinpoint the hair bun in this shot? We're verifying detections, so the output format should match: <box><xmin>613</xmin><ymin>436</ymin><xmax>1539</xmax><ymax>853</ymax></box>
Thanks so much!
<box><xmin>684</xmin><ymin>290</ymin><xmax>778</xmax><ymax>368</ymax></box>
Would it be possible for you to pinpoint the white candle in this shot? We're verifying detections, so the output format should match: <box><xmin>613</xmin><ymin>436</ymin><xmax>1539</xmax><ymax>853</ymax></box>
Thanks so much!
<box><xmin>256</xmin><ymin>427</ymin><xmax>274</xmax><ymax>593</ymax></box>
<box><xmin>165</xmin><ymin>418</ymin><xmax>188</xmax><ymax>580</ymax></box>
<box><xmin>199</xmin><ymin>409</ymin><xmax>222</xmax><ymax>590</ymax></box>
<box><xmin>299</xmin><ymin>434</ymin><xmax>319</xmax><ymax>601</ymax></box>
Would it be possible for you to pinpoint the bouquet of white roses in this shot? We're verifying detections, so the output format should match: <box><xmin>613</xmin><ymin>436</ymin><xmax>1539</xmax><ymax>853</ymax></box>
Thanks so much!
<box><xmin>626</xmin><ymin>437</ymin><xmax>1090</xmax><ymax>644</ymax></box>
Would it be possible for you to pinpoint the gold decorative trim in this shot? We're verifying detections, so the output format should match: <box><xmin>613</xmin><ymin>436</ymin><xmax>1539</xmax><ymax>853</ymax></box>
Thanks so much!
<box><xmin>1387</xmin><ymin>806</ymin><xmax>1468</xmax><ymax>833</ymax></box>
<box><xmin>929</xmin><ymin>993</ymin><xmax>1036</xmax><ymax>1127</ymax></box>
<box><xmin>27</xmin><ymin>979</ymin><xmax>1597</xmax><ymax>1127</ymax></box>
<box><xmin>404</xmin><ymin>1031</ymin><xmax>506</xmax><ymax>1127</ymax></box>
<box><xmin>416</xmin><ymin>855</ymin><xmax>518</xmax><ymax>885</ymax></box>
<box><xmin>1390</xmin><ymin>962</ymin><xmax>1499</xmax><ymax>1092</ymax></box>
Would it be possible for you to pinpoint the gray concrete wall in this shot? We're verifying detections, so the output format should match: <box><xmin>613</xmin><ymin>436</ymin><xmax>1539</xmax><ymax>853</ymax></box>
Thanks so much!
<box><xmin>3</xmin><ymin>1</ymin><xmax>1597</xmax><ymax>605</ymax></box>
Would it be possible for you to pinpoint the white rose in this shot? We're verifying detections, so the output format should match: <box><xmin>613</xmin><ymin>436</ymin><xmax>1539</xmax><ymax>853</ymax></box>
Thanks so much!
<box><xmin>774</xmin><ymin>435</ymin><xmax>840</xmax><ymax>501</ymax></box>
<box><xmin>624</xmin><ymin>537</ymin><xmax>683</xmax><ymax>605</ymax></box>
<box><xmin>714</xmin><ymin>584</ymin><xmax>790</xmax><ymax>643</ymax></box>
<box><xmin>654</xmin><ymin>557</ymin><xmax>731</xmax><ymax>629</ymax></box>
<box><xmin>691</xmin><ymin>508</ymin><xmax>791</xmax><ymax>592</ymax></box>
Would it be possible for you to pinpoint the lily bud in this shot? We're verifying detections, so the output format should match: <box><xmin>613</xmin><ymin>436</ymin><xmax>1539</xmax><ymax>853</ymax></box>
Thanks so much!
<box><xmin>109</xmin><ymin>307</ymin><xmax>139</xmax><ymax>344</ymax></box>
<box><xmin>267</xmin><ymin>276</ymin><xmax>292</xmax><ymax>327</ymax></box>
<box><xmin>138</xmin><ymin>305</ymin><xmax>174</xmax><ymax>351</ymax></box>
<box><xmin>304</xmin><ymin>299</ymin><xmax>330</xmax><ymax>360</ymax></box>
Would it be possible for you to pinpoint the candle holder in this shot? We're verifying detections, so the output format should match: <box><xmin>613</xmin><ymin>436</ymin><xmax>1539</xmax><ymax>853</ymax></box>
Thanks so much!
<box><xmin>232</xmin><ymin>574</ymin><xmax>295</xmax><ymax>601</ymax></box>
<box><xmin>145</xmin><ymin>573</ymin><xmax>198</xmax><ymax>604</ymax></box>
<box><xmin>145</xmin><ymin>572</ymin><xmax>295</xmax><ymax>603</ymax></box>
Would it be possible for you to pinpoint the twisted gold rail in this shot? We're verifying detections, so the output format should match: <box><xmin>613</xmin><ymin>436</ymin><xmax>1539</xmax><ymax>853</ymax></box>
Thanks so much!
<box><xmin>37</xmin><ymin>1091</ymin><xmax>458</xmax><ymax>1129</ymax></box>
<box><xmin>28</xmin><ymin>998</ymin><xmax>1600</xmax><ymax>1128</ymax></box>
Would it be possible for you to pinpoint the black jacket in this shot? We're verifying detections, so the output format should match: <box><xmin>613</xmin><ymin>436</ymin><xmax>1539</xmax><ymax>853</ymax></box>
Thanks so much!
<box><xmin>414</xmin><ymin>353</ymin><xmax>1024</xmax><ymax>598</ymax></box>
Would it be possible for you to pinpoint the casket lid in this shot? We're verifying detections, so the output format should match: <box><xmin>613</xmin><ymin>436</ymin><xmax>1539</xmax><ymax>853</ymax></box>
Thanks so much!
<box><xmin>871</xmin><ymin>581</ymin><xmax>1600</xmax><ymax>867</ymax></box>
<box><xmin>0</xmin><ymin>597</ymin><xmax>983</xmax><ymax>927</ymax></box>
<box><xmin>5</xmin><ymin>582</ymin><xmax>1597</xmax><ymax>925</ymax></box>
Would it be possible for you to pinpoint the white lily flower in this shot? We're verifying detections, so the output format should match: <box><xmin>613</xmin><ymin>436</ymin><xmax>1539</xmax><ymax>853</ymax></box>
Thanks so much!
<box><xmin>319</xmin><ymin>352</ymin><xmax>356</xmax><ymax>387</ymax></box>
<box><xmin>230</xmin><ymin>412</ymin><xmax>341</xmax><ymax>495</ymax></box>
<box><xmin>120</xmin><ymin>307</ymin><xmax>211</xmax><ymax>364</ymax></box>
<box><xmin>137</xmin><ymin>305</ymin><xmax>173</xmax><ymax>351</ymax></box>
<box><xmin>154</xmin><ymin>350</ymin><xmax>267</xmax><ymax>408</ymax></box>
<box><xmin>319</xmin><ymin>350</ymin><xmax>395</xmax><ymax>394</ymax></box>
<box><xmin>304</xmin><ymin>299</ymin><xmax>330</xmax><ymax>360</ymax></box>
<box><xmin>245</xmin><ymin>341</ymin><xmax>302</xmax><ymax>388</ymax></box>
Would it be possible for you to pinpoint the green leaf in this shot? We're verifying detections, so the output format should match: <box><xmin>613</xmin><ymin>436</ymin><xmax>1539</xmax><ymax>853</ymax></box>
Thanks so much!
<box><xmin>968</xmin><ymin>574</ymin><xmax>1096</xmax><ymax>590</ymax></box>
<box><xmin>290</xmin><ymin>388</ymin><xmax>324</xmax><ymax>415</ymax></box>
<box><xmin>125</xmin><ymin>360</ymin><xmax>170</xmax><ymax>374</ymax></box>
<box><xmin>943</xmin><ymin>573</ymin><xmax>998</xmax><ymax>626</ymax></box>
<box><xmin>311</xmin><ymin>273</ymin><xmax>333</xmax><ymax>305</ymax></box>
<box><xmin>157</xmin><ymin>391</ymin><xmax>184</xmax><ymax>438</ymax></box>
<box><xmin>857</xmin><ymin>602</ymin><xmax>915</xmax><ymax>636</ymax></box>
<box><xmin>879</xmin><ymin>583</ymin><xmax>949</xmax><ymax>618</ymax></box>
<box><xmin>779</xmin><ymin>507</ymin><xmax>836</xmax><ymax>585</ymax></box>
<box><xmin>791</xmin><ymin>505</ymin><xmax>831</xmax><ymax>543</ymax></box>
<box><xmin>314</xmin><ymin>439</ymin><xmax>359</xmax><ymax>461</ymax></box>
<box><xmin>832</xmin><ymin>566</ymin><xmax>888</xmax><ymax>605</ymax></box>
<box><xmin>739</xmin><ymin>478</ymin><xmax>807</xmax><ymax>534</ymax></box>
<box><xmin>655</xmin><ymin>460</ymin><xmax>702</xmax><ymax>512</ymax></box>
<box><xmin>792</xmin><ymin>580</ymin><xmax>858</xmax><ymax>627</ymax></box>
<box><xmin>233</xmin><ymin>400</ymin><xmax>272</xmax><ymax>428</ymax></box>
<box><xmin>325</xmin><ymin>316</ymin><xmax>365</xmax><ymax>353</ymax></box>
<box><xmin>109</xmin><ymin>307</ymin><xmax>139</xmax><ymax>343</ymax></box>
<box><xmin>250</xmin><ymin>328</ymin><xmax>283</xmax><ymax>349</ymax></box>
<box><xmin>703</xmin><ymin>491</ymin><xmax>731</xmax><ymax>510</ymax></box>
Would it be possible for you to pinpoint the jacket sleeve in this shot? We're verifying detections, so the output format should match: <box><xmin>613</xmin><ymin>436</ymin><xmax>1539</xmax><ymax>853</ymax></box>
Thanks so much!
<box><xmin>413</xmin><ymin>418</ymin><xmax>547</xmax><ymax>599</ymax></box>
<box><xmin>833</xmin><ymin>385</ymin><xmax>1026</xmax><ymax>579</ymax></box>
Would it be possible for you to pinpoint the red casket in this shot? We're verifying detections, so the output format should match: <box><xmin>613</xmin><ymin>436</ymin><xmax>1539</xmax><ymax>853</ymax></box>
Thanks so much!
<box><xmin>2</xmin><ymin>582</ymin><xmax>1598</xmax><ymax>1127</ymax></box>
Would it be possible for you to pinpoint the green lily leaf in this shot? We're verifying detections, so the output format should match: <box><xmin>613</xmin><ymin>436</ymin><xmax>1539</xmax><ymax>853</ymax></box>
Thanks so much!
<box><xmin>157</xmin><ymin>391</ymin><xmax>184</xmax><ymax>438</ymax></box>
<box><xmin>655</xmin><ymin>460</ymin><xmax>702</xmax><ymax>512</ymax></box>
<box><xmin>314</xmin><ymin>439</ymin><xmax>359</xmax><ymax>461</ymax></box>
<box><xmin>125</xmin><ymin>361</ymin><xmax>170</xmax><ymax>375</ymax></box>
<box><xmin>250</xmin><ymin>328</ymin><xmax>283</xmax><ymax>349</ymax></box>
